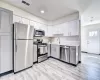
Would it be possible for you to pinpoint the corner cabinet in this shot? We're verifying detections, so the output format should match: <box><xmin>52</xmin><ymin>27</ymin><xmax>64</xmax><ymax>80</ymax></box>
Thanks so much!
<box><xmin>0</xmin><ymin>8</ymin><xmax>13</xmax><ymax>74</ymax></box>
<box><xmin>51</xmin><ymin>44</ymin><xmax>60</xmax><ymax>59</ymax></box>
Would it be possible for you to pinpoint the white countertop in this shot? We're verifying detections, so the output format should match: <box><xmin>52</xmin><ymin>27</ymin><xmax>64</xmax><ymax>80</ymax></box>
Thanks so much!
<box><xmin>48</xmin><ymin>43</ymin><xmax>80</xmax><ymax>46</ymax></box>
<box><xmin>48</xmin><ymin>41</ymin><xmax>80</xmax><ymax>46</ymax></box>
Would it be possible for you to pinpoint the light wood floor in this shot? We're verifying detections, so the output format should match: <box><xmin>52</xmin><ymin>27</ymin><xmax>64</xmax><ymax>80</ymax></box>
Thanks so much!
<box><xmin>1</xmin><ymin>53</ymin><xmax>100</xmax><ymax>80</ymax></box>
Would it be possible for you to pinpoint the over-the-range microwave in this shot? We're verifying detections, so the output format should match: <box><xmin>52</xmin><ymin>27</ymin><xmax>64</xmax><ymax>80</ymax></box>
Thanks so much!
<box><xmin>34</xmin><ymin>29</ymin><xmax>45</xmax><ymax>37</ymax></box>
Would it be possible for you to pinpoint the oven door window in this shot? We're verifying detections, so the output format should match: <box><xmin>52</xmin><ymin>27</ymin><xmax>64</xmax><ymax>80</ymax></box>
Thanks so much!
<box><xmin>38</xmin><ymin>45</ymin><xmax>47</xmax><ymax>55</ymax></box>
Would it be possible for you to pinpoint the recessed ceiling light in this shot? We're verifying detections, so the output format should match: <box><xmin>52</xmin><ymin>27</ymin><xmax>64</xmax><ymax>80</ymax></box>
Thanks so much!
<box><xmin>40</xmin><ymin>10</ymin><xmax>45</xmax><ymax>14</ymax></box>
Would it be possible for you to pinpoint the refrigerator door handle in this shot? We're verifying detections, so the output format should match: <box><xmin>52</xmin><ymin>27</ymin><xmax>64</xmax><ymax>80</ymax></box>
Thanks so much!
<box><xmin>16</xmin><ymin>44</ymin><xmax>17</xmax><ymax>52</ymax></box>
<box><xmin>15</xmin><ymin>40</ymin><xmax>17</xmax><ymax>52</ymax></box>
<box><xmin>15</xmin><ymin>26</ymin><xmax>17</xmax><ymax>52</ymax></box>
<box><xmin>0</xmin><ymin>12</ymin><xmax>1</xmax><ymax>29</ymax></box>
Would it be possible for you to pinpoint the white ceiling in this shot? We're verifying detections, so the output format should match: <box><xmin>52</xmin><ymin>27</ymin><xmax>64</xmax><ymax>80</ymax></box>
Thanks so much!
<box><xmin>2</xmin><ymin>0</ymin><xmax>92</xmax><ymax>21</ymax></box>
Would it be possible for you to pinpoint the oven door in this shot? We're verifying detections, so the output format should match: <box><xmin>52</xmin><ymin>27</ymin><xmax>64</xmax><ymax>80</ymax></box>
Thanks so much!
<box><xmin>38</xmin><ymin>45</ymin><xmax>47</xmax><ymax>55</ymax></box>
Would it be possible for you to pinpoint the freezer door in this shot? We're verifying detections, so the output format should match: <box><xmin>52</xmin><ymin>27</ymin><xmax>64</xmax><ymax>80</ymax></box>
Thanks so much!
<box><xmin>14</xmin><ymin>40</ymin><xmax>26</xmax><ymax>72</ymax></box>
<box><xmin>28</xmin><ymin>26</ymin><xmax>34</xmax><ymax>39</ymax></box>
<box><xmin>14</xmin><ymin>22</ymin><xmax>28</xmax><ymax>39</ymax></box>
<box><xmin>25</xmin><ymin>40</ymin><xmax>33</xmax><ymax>68</ymax></box>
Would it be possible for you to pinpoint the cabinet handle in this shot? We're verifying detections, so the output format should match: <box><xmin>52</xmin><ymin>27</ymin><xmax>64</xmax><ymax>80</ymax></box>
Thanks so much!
<box><xmin>68</xmin><ymin>32</ymin><xmax>71</xmax><ymax>36</ymax></box>
<box><xmin>70</xmin><ymin>32</ymin><xmax>71</xmax><ymax>36</ymax></box>
<box><xmin>68</xmin><ymin>32</ymin><xmax>70</xmax><ymax>36</ymax></box>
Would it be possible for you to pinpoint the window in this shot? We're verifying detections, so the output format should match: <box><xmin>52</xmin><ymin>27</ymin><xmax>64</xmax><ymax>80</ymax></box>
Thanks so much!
<box><xmin>89</xmin><ymin>31</ymin><xmax>97</xmax><ymax>37</ymax></box>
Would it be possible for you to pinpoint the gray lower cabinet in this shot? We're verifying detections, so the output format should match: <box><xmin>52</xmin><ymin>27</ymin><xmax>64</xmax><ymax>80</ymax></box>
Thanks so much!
<box><xmin>33</xmin><ymin>45</ymin><xmax>37</xmax><ymax>62</ymax></box>
<box><xmin>78</xmin><ymin>46</ymin><xmax>81</xmax><ymax>62</ymax></box>
<box><xmin>47</xmin><ymin>44</ymin><xmax>51</xmax><ymax>57</ymax></box>
<box><xmin>0</xmin><ymin>34</ymin><xmax>12</xmax><ymax>74</ymax></box>
<box><xmin>51</xmin><ymin>44</ymin><xmax>60</xmax><ymax>59</ymax></box>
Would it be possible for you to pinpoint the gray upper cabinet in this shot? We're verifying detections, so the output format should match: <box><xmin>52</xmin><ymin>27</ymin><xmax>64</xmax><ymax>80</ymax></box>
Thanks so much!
<box><xmin>0</xmin><ymin>8</ymin><xmax>13</xmax><ymax>33</ymax></box>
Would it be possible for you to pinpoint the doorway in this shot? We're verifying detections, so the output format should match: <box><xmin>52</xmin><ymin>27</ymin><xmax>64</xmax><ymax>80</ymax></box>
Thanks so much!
<box><xmin>87</xmin><ymin>29</ymin><xmax>100</xmax><ymax>54</ymax></box>
<box><xmin>81</xmin><ymin>23</ymin><xmax>100</xmax><ymax>55</ymax></box>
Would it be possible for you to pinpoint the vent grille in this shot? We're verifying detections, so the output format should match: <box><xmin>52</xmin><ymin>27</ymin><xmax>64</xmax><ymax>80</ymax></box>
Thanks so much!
<box><xmin>22</xmin><ymin>0</ymin><xmax>30</xmax><ymax>6</ymax></box>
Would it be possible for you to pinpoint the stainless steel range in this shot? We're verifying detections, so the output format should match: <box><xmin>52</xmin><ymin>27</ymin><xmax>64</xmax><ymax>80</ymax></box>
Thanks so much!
<box><xmin>34</xmin><ymin>38</ymin><xmax>48</xmax><ymax>63</ymax></box>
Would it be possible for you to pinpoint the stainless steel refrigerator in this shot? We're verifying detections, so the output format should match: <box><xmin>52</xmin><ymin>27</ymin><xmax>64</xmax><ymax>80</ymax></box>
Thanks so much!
<box><xmin>13</xmin><ymin>22</ymin><xmax>34</xmax><ymax>73</ymax></box>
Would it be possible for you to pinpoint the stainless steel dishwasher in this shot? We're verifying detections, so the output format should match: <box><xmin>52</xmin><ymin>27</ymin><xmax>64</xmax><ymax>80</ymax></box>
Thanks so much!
<box><xmin>60</xmin><ymin>46</ymin><xmax>70</xmax><ymax>63</ymax></box>
<box><xmin>70</xmin><ymin>46</ymin><xmax>79</xmax><ymax>65</ymax></box>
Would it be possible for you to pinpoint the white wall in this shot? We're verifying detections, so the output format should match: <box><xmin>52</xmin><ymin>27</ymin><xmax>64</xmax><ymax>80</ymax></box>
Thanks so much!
<box><xmin>81</xmin><ymin>26</ymin><xmax>88</xmax><ymax>52</ymax></box>
<box><xmin>81</xmin><ymin>0</ymin><xmax>100</xmax><ymax>52</ymax></box>
<box><xmin>0</xmin><ymin>1</ymin><xmax>48</xmax><ymax>25</ymax></box>
<box><xmin>81</xmin><ymin>0</ymin><xmax>100</xmax><ymax>26</ymax></box>
<box><xmin>52</xmin><ymin>12</ymin><xmax>79</xmax><ymax>25</ymax></box>
<box><xmin>81</xmin><ymin>23</ymin><xmax>100</xmax><ymax>52</ymax></box>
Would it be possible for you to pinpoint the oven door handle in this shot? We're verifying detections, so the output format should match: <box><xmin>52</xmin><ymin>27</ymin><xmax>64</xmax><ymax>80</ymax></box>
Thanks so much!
<box><xmin>39</xmin><ymin>45</ymin><xmax>47</xmax><ymax>47</ymax></box>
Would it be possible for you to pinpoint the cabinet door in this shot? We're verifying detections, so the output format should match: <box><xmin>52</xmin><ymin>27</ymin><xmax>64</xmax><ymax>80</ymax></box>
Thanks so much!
<box><xmin>30</xmin><ymin>20</ymin><xmax>35</xmax><ymax>26</ymax></box>
<box><xmin>47</xmin><ymin>26</ymin><xmax>53</xmax><ymax>37</ymax></box>
<box><xmin>61</xmin><ymin>22</ymin><xmax>69</xmax><ymax>36</ymax></box>
<box><xmin>0</xmin><ymin>10</ymin><xmax>13</xmax><ymax>33</ymax></box>
<box><xmin>51</xmin><ymin>45</ymin><xmax>60</xmax><ymax>59</ymax></box>
<box><xmin>57</xmin><ymin>24</ymin><xmax>64</xmax><ymax>34</ymax></box>
<box><xmin>33</xmin><ymin>45</ymin><xmax>37</xmax><ymax>62</ymax></box>
<box><xmin>34</xmin><ymin>22</ymin><xmax>41</xmax><ymax>30</ymax></box>
<box><xmin>47</xmin><ymin>44</ymin><xmax>51</xmax><ymax>57</ymax></box>
<box><xmin>0</xmin><ymin>34</ymin><xmax>12</xmax><ymax>74</ymax></box>
<box><xmin>53</xmin><ymin>25</ymin><xmax>59</xmax><ymax>35</ymax></box>
<box><xmin>13</xmin><ymin>15</ymin><xmax>22</xmax><ymax>23</ymax></box>
<box><xmin>22</xmin><ymin>18</ymin><xmax>30</xmax><ymax>25</ymax></box>
<box><xmin>68</xmin><ymin>20</ymin><xmax>79</xmax><ymax>36</ymax></box>
<box><xmin>39</xmin><ymin>25</ymin><xmax>48</xmax><ymax>36</ymax></box>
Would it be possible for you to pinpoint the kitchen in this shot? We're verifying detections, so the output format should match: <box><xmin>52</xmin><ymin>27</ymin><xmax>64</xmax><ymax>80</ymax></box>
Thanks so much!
<box><xmin>0</xmin><ymin>0</ymin><xmax>100</xmax><ymax>80</ymax></box>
